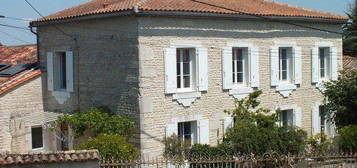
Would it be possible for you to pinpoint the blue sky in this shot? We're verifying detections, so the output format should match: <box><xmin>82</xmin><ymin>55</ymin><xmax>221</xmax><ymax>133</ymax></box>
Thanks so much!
<box><xmin>0</xmin><ymin>0</ymin><xmax>353</xmax><ymax>46</ymax></box>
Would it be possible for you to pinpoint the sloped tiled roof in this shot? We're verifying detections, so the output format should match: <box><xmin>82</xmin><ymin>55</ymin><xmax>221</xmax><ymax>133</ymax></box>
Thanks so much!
<box><xmin>0</xmin><ymin>44</ymin><xmax>41</xmax><ymax>95</ymax></box>
<box><xmin>343</xmin><ymin>55</ymin><xmax>357</xmax><ymax>72</ymax></box>
<box><xmin>0</xmin><ymin>150</ymin><xmax>100</xmax><ymax>165</ymax></box>
<box><xmin>32</xmin><ymin>0</ymin><xmax>347</xmax><ymax>24</ymax></box>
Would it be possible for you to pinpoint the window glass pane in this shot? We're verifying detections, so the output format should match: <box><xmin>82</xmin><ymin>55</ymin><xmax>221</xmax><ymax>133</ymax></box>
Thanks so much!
<box><xmin>237</xmin><ymin>60</ymin><xmax>243</xmax><ymax>73</ymax></box>
<box><xmin>320</xmin><ymin>48</ymin><xmax>326</xmax><ymax>78</ymax></box>
<box><xmin>282</xmin><ymin>59</ymin><xmax>287</xmax><ymax>71</ymax></box>
<box><xmin>177</xmin><ymin>76</ymin><xmax>181</xmax><ymax>88</ymax></box>
<box><xmin>32</xmin><ymin>127</ymin><xmax>43</xmax><ymax>149</ymax></box>
<box><xmin>183</xmin><ymin>76</ymin><xmax>190</xmax><ymax>88</ymax></box>
<box><xmin>320</xmin><ymin>106</ymin><xmax>326</xmax><ymax>131</ymax></box>
<box><xmin>232</xmin><ymin>73</ymin><xmax>236</xmax><ymax>83</ymax></box>
<box><xmin>237</xmin><ymin>73</ymin><xmax>243</xmax><ymax>83</ymax></box>
<box><xmin>184</xmin><ymin>122</ymin><xmax>191</xmax><ymax>134</ymax></box>
<box><xmin>183</xmin><ymin>49</ymin><xmax>190</xmax><ymax>62</ymax></box>
<box><xmin>177</xmin><ymin>63</ymin><xmax>181</xmax><ymax>75</ymax></box>
<box><xmin>178</xmin><ymin>123</ymin><xmax>183</xmax><ymax>136</ymax></box>
<box><xmin>281</xmin><ymin>110</ymin><xmax>293</xmax><ymax>127</ymax></box>
<box><xmin>282</xmin><ymin>71</ymin><xmax>287</xmax><ymax>80</ymax></box>
<box><xmin>281</xmin><ymin>49</ymin><xmax>287</xmax><ymax>60</ymax></box>
<box><xmin>183</xmin><ymin>63</ymin><xmax>190</xmax><ymax>75</ymax></box>
<box><xmin>60</xmin><ymin>54</ymin><xmax>67</xmax><ymax>89</ymax></box>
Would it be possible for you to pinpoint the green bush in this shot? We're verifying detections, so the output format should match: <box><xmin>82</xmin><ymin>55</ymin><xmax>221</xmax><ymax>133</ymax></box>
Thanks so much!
<box><xmin>225</xmin><ymin>91</ymin><xmax>307</xmax><ymax>155</ymax></box>
<box><xmin>338</xmin><ymin>125</ymin><xmax>357</xmax><ymax>153</ymax></box>
<box><xmin>188</xmin><ymin>143</ymin><xmax>234</xmax><ymax>160</ymax></box>
<box><xmin>307</xmin><ymin>133</ymin><xmax>332</xmax><ymax>155</ymax></box>
<box><xmin>77</xmin><ymin>134</ymin><xmax>139</xmax><ymax>160</ymax></box>
<box><xmin>163</xmin><ymin>135</ymin><xmax>190</xmax><ymax>161</ymax></box>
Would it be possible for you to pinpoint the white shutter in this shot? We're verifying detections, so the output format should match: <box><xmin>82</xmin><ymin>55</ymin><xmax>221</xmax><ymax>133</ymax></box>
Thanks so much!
<box><xmin>294</xmin><ymin>107</ymin><xmax>302</xmax><ymax>127</ymax></box>
<box><xmin>222</xmin><ymin>47</ymin><xmax>233</xmax><ymax>90</ymax></box>
<box><xmin>250</xmin><ymin>47</ymin><xmax>260</xmax><ymax>88</ymax></box>
<box><xmin>164</xmin><ymin>48</ymin><xmax>177</xmax><ymax>94</ymax></box>
<box><xmin>270</xmin><ymin>46</ymin><xmax>279</xmax><ymax>86</ymax></box>
<box><xmin>224</xmin><ymin>117</ymin><xmax>233</xmax><ymax>131</ymax></box>
<box><xmin>311</xmin><ymin>106</ymin><xmax>321</xmax><ymax>135</ymax></box>
<box><xmin>330</xmin><ymin>47</ymin><xmax>338</xmax><ymax>80</ymax></box>
<box><xmin>197</xmin><ymin>48</ymin><xmax>208</xmax><ymax>91</ymax></box>
<box><xmin>311</xmin><ymin>47</ymin><xmax>319</xmax><ymax>83</ymax></box>
<box><xmin>294</xmin><ymin>47</ymin><xmax>302</xmax><ymax>85</ymax></box>
<box><xmin>166</xmin><ymin>123</ymin><xmax>178</xmax><ymax>138</ymax></box>
<box><xmin>198</xmin><ymin>119</ymin><xmax>210</xmax><ymax>144</ymax></box>
<box><xmin>47</xmin><ymin>52</ymin><xmax>54</xmax><ymax>91</ymax></box>
<box><xmin>66</xmin><ymin>51</ymin><xmax>74</xmax><ymax>92</ymax></box>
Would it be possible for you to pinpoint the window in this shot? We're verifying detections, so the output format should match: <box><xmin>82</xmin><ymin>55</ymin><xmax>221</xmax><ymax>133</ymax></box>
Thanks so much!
<box><xmin>280</xmin><ymin>110</ymin><xmax>294</xmax><ymax>127</ymax></box>
<box><xmin>279</xmin><ymin>48</ymin><xmax>292</xmax><ymax>82</ymax></box>
<box><xmin>319</xmin><ymin>47</ymin><xmax>330</xmax><ymax>80</ymax></box>
<box><xmin>54</xmin><ymin>52</ymin><xmax>67</xmax><ymax>91</ymax></box>
<box><xmin>232</xmin><ymin>47</ymin><xmax>249</xmax><ymax>86</ymax></box>
<box><xmin>319</xmin><ymin>105</ymin><xmax>333</xmax><ymax>136</ymax></box>
<box><xmin>178</xmin><ymin>121</ymin><xmax>197</xmax><ymax>145</ymax></box>
<box><xmin>176</xmin><ymin>48</ymin><xmax>196</xmax><ymax>91</ymax></box>
<box><xmin>31</xmin><ymin>127</ymin><xmax>43</xmax><ymax>149</ymax></box>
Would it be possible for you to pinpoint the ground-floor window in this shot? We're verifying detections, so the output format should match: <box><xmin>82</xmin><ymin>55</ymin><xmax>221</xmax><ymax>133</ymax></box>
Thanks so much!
<box><xmin>319</xmin><ymin>105</ymin><xmax>333</xmax><ymax>136</ymax></box>
<box><xmin>280</xmin><ymin>110</ymin><xmax>294</xmax><ymax>127</ymax></box>
<box><xmin>31</xmin><ymin>126</ymin><xmax>43</xmax><ymax>149</ymax></box>
<box><xmin>178</xmin><ymin>121</ymin><xmax>197</xmax><ymax>146</ymax></box>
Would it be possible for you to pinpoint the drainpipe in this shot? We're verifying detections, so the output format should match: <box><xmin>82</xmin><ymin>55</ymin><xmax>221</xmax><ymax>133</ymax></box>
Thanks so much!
<box><xmin>30</xmin><ymin>26</ymin><xmax>40</xmax><ymax>69</ymax></box>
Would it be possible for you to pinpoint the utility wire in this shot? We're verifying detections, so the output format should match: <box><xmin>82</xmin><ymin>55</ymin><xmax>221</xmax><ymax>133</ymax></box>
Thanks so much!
<box><xmin>24</xmin><ymin>0</ymin><xmax>74</xmax><ymax>39</ymax></box>
<box><xmin>0</xmin><ymin>23</ymin><xmax>30</xmax><ymax>30</ymax></box>
<box><xmin>191</xmin><ymin>0</ymin><xmax>345</xmax><ymax>35</ymax></box>
<box><xmin>0</xmin><ymin>30</ymin><xmax>32</xmax><ymax>44</ymax></box>
<box><xmin>2</xmin><ymin>16</ymin><xmax>33</xmax><ymax>21</ymax></box>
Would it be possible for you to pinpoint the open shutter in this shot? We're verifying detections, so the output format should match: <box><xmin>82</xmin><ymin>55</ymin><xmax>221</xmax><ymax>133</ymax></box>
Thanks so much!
<box><xmin>311</xmin><ymin>47</ymin><xmax>319</xmax><ymax>83</ymax></box>
<box><xmin>164</xmin><ymin>48</ymin><xmax>177</xmax><ymax>94</ymax></box>
<box><xmin>270</xmin><ymin>46</ymin><xmax>279</xmax><ymax>86</ymax></box>
<box><xmin>250</xmin><ymin>47</ymin><xmax>260</xmax><ymax>88</ymax></box>
<box><xmin>311</xmin><ymin>106</ymin><xmax>321</xmax><ymax>135</ymax></box>
<box><xmin>47</xmin><ymin>52</ymin><xmax>54</xmax><ymax>91</ymax></box>
<box><xmin>198</xmin><ymin>119</ymin><xmax>210</xmax><ymax>144</ymax></box>
<box><xmin>222</xmin><ymin>47</ymin><xmax>233</xmax><ymax>89</ymax></box>
<box><xmin>294</xmin><ymin>47</ymin><xmax>302</xmax><ymax>85</ymax></box>
<box><xmin>166</xmin><ymin>123</ymin><xmax>178</xmax><ymax>138</ymax></box>
<box><xmin>66</xmin><ymin>51</ymin><xmax>74</xmax><ymax>92</ymax></box>
<box><xmin>197</xmin><ymin>48</ymin><xmax>208</xmax><ymax>91</ymax></box>
<box><xmin>294</xmin><ymin>107</ymin><xmax>302</xmax><ymax>127</ymax></box>
<box><xmin>330</xmin><ymin>47</ymin><xmax>338</xmax><ymax>80</ymax></box>
<box><xmin>224</xmin><ymin>117</ymin><xmax>233</xmax><ymax>131</ymax></box>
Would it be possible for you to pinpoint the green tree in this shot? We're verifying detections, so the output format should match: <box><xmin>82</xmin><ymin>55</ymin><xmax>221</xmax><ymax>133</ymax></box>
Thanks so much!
<box><xmin>323</xmin><ymin>70</ymin><xmax>357</xmax><ymax>128</ymax></box>
<box><xmin>344</xmin><ymin>0</ymin><xmax>357</xmax><ymax>56</ymax></box>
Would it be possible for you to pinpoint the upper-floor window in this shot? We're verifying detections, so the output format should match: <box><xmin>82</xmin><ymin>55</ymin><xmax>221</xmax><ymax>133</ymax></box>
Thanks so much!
<box><xmin>55</xmin><ymin>52</ymin><xmax>67</xmax><ymax>90</ymax></box>
<box><xmin>319</xmin><ymin>47</ymin><xmax>330</xmax><ymax>80</ymax></box>
<box><xmin>47</xmin><ymin>51</ymin><xmax>74</xmax><ymax>93</ymax></box>
<box><xmin>232</xmin><ymin>47</ymin><xmax>249</xmax><ymax>86</ymax></box>
<box><xmin>279</xmin><ymin>47</ymin><xmax>292</xmax><ymax>82</ymax></box>
<box><xmin>176</xmin><ymin>48</ymin><xmax>195</xmax><ymax>91</ymax></box>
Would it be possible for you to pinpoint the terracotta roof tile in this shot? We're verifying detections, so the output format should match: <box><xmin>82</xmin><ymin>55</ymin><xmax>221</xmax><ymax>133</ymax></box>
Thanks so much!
<box><xmin>343</xmin><ymin>55</ymin><xmax>357</xmax><ymax>72</ymax></box>
<box><xmin>0</xmin><ymin>150</ymin><xmax>100</xmax><ymax>166</ymax></box>
<box><xmin>32</xmin><ymin>0</ymin><xmax>347</xmax><ymax>24</ymax></box>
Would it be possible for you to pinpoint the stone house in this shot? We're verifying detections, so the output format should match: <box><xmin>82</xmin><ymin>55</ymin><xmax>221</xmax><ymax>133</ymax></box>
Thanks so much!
<box><xmin>30</xmin><ymin>0</ymin><xmax>347</xmax><ymax>157</ymax></box>
<box><xmin>0</xmin><ymin>45</ymin><xmax>62</xmax><ymax>153</ymax></box>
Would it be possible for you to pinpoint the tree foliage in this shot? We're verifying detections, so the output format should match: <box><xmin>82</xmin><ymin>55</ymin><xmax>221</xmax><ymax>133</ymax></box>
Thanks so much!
<box><xmin>225</xmin><ymin>91</ymin><xmax>307</xmax><ymax>155</ymax></box>
<box><xmin>338</xmin><ymin>125</ymin><xmax>357</xmax><ymax>153</ymax></box>
<box><xmin>323</xmin><ymin>70</ymin><xmax>357</xmax><ymax>128</ymax></box>
<box><xmin>344</xmin><ymin>0</ymin><xmax>357</xmax><ymax>56</ymax></box>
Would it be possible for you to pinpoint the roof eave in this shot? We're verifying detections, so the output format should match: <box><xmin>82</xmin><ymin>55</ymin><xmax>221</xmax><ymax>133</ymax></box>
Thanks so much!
<box><xmin>31</xmin><ymin>10</ymin><xmax>347</xmax><ymax>27</ymax></box>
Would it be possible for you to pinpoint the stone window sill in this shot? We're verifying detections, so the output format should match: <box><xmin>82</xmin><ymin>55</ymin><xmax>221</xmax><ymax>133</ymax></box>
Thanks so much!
<box><xmin>172</xmin><ymin>91</ymin><xmax>201</xmax><ymax>107</ymax></box>
<box><xmin>229</xmin><ymin>86</ymin><xmax>254</xmax><ymax>99</ymax></box>
<box><xmin>52</xmin><ymin>91</ymin><xmax>70</xmax><ymax>104</ymax></box>
<box><xmin>276</xmin><ymin>83</ymin><xmax>297</xmax><ymax>97</ymax></box>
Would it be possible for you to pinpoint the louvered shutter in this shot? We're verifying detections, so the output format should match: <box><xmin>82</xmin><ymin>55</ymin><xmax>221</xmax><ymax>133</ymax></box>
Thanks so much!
<box><xmin>222</xmin><ymin>47</ymin><xmax>233</xmax><ymax>90</ymax></box>
<box><xmin>47</xmin><ymin>52</ymin><xmax>54</xmax><ymax>91</ymax></box>
<box><xmin>66</xmin><ymin>51</ymin><xmax>74</xmax><ymax>92</ymax></box>
<box><xmin>311</xmin><ymin>48</ymin><xmax>319</xmax><ymax>83</ymax></box>
<box><xmin>250</xmin><ymin>47</ymin><xmax>260</xmax><ymax>88</ymax></box>
<box><xmin>197</xmin><ymin>48</ymin><xmax>208</xmax><ymax>91</ymax></box>
<box><xmin>294</xmin><ymin>47</ymin><xmax>302</xmax><ymax>85</ymax></box>
<box><xmin>198</xmin><ymin>119</ymin><xmax>210</xmax><ymax>144</ymax></box>
<box><xmin>166</xmin><ymin>123</ymin><xmax>178</xmax><ymax>137</ymax></box>
<box><xmin>311</xmin><ymin>106</ymin><xmax>321</xmax><ymax>135</ymax></box>
<box><xmin>224</xmin><ymin>117</ymin><xmax>233</xmax><ymax>131</ymax></box>
<box><xmin>294</xmin><ymin>107</ymin><xmax>302</xmax><ymax>127</ymax></box>
<box><xmin>164</xmin><ymin>48</ymin><xmax>177</xmax><ymax>94</ymax></box>
<box><xmin>330</xmin><ymin>47</ymin><xmax>338</xmax><ymax>80</ymax></box>
<box><xmin>270</xmin><ymin>46</ymin><xmax>279</xmax><ymax>86</ymax></box>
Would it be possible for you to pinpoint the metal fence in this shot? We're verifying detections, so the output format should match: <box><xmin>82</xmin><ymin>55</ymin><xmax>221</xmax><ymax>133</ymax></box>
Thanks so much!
<box><xmin>100</xmin><ymin>154</ymin><xmax>357</xmax><ymax>168</ymax></box>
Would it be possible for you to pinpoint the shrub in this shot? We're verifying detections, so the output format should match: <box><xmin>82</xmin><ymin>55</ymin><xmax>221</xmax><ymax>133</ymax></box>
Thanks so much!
<box><xmin>307</xmin><ymin>133</ymin><xmax>332</xmax><ymax>155</ymax></box>
<box><xmin>225</xmin><ymin>91</ymin><xmax>307</xmax><ymax>155</ymax></box>
<box><xmin>338</xmin><ymin>125</ymin><xmax>357</xmax><ymax>153</ymax></box>
<box><xmin>77</xmin><ymin>134</ymin><xmax>139</xmax><ymax>160</ymax></box>
<box><xmin>163</xmin><ymin>135</ymin><xmax>190</xmax><ymax>161</ymax></box>
<box><xmin>188</xmin><ymin>143</ymin><xmax>234</xmax><ymax>160</ymax></box>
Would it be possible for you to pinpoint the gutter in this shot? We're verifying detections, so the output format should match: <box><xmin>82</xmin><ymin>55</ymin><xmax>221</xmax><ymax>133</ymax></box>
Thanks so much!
<box><xmin>30</xmin><ymin>10</ymin><xmax>347</xmax><ymax>27</ymax></box>
<box><xmin>30</xmin><ymin>26</ymin><xmax>40</xmax><ymax>67</ymax></box>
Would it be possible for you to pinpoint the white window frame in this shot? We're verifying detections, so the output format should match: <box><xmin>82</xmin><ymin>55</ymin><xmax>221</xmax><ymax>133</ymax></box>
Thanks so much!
<box><xmin>178</xmin><ymin>121</ymin><xmax>198</xmax><ymax>145</ymax></box>
<box><xmin>312</xmin><ymin>101</ymin><xmax>337</xmax><ymax>138</ymax></box>
<box><xmin>176</xmin><ymin>48</ymin><xmax>196</xmax><ymax>93</ymax></box>
<box><xmin>279</xmin><ymin>109</ymin><xmax>294</xmax><ymax>127</ymax></box>
<box><xmin>30</xmin><ymin>125</ymin><xmax>44</xmax><ymax>151</ymax></box>
<box><xmin>279</xmin><ymin>47</ymin><xmax>292</xmax><ymax>83</ymax></box>
<box><xmin>275</xmin><ymin>104</ymin><xmax>302</xmax><ymax>128</ymax></box>
<box><xmin>54</xmin><ymin>52</ymin><xmax>68</xmax><ymax>92</ymax></box>
<box><xmin>232</xmin><ymin>47</ymin><xmax>249</xmax><ymax>87</ymax></box>
<box><xmin>319</xmin><ymin>48</ymin><xmax>330</xmax><ymax>80</ymax></box>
